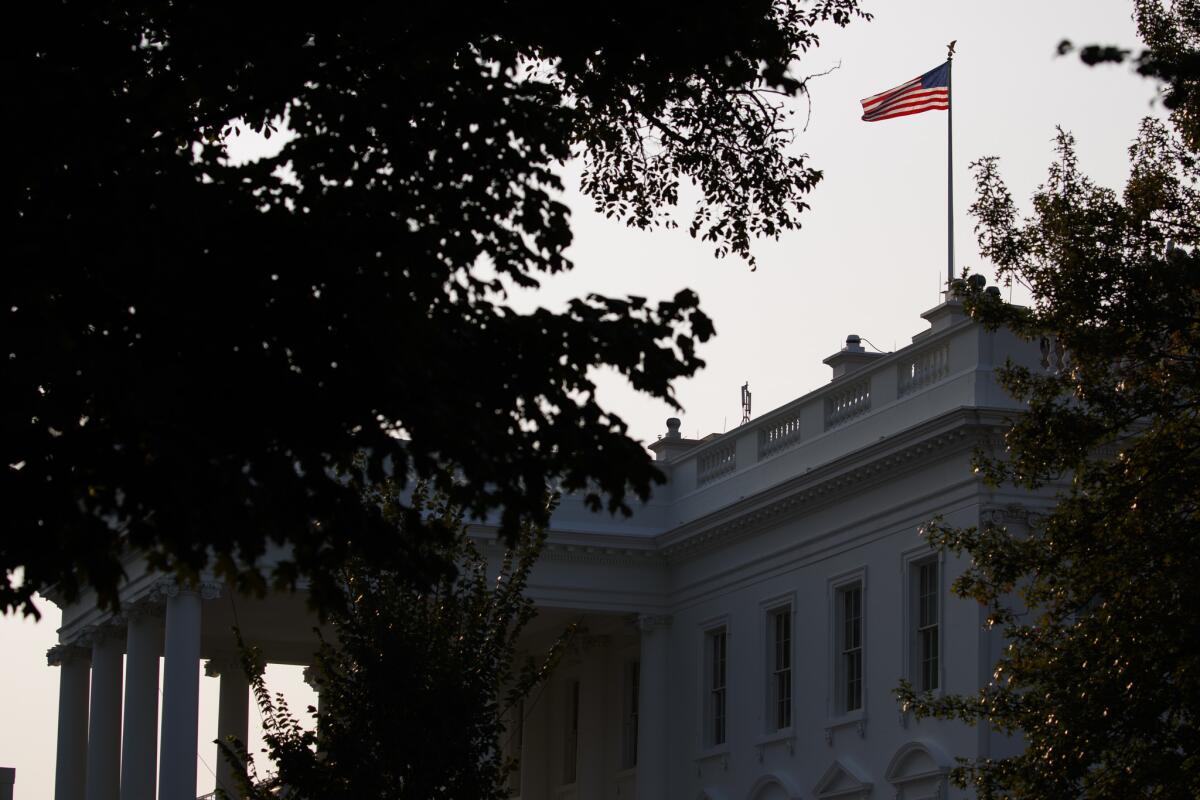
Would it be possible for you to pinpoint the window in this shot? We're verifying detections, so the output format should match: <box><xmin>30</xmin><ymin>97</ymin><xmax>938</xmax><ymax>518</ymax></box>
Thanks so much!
<box><xmin>622</xmin><ymin>661</ymin><xmax>640</xmax><ymax>768</ymax></box>
<box><xmin>768</xmin><ymin>607</ymin><xmax>792</xmax><ymax>730</ymax></box>
<box><xmin>837</xmin><ymin>583</ymin><xmax>863</xmax><ymax>713</ymax></box>
<box><xmin>915</xmin><ymin>559</ymin><xmax>939</xmax><ymax>692</ymax></box>
<box><xmin>563</xmin><ymin>680</ymin><xmax>579</xmax><ymax>784</ymax></box>
<box><xmin>705</xmin><ymin>627</ymin><xmax>728</xmax><ymax>746</ymax></box>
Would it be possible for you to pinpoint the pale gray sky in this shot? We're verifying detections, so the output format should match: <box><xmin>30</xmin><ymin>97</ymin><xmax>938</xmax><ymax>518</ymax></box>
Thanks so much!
<box><xmin>0</xmin><ymin>3</ymin><xmax>1161</xmax><ymax>795</ymax></box>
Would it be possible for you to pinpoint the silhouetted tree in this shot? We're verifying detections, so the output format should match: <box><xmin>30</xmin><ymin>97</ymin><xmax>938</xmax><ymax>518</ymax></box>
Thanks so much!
<box><xmin>898</xmin><ymin>3</ymin><xmax>1200</xmax><ymax>797</ymax></box>
<box><xmin>222</xmin><ymin>484</ymin><xmax>568</xmax><ymax>799</ymax></box>
<box><xmin>4</xmin><ymin>1</ymin><xmax>870</xmax><ymax>616</ymax></box>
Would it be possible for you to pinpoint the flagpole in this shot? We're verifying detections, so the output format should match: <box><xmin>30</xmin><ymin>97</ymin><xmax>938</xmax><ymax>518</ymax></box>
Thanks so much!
<box><xmin>946</xmin><ymin>41</ymin><xmax>956</xmax><ymax>287</ymax></box>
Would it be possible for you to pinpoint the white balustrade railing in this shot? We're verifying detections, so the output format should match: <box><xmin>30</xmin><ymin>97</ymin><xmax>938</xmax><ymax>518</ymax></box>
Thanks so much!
<box><xmin>1040</xmin><ymin>335</ymin><xmax>1069</xmax><ymax>374</ymax></box>
<box><xmin>696</xmin><ymin>441</ymin><xmax>737</xmax><ymax>487</ymax></box>
<box><xmin>660</xmin><ymin>311</ymin><xmax>1013</xmax><ymax>490</ymax></box>
<box><xmin>824</xmin><ymin>378</ymin><xmax>871</xmax><ymax>430</ymax></box>
<box><xmin>758</xmin><ymin>412</ymin><xmax>803</xmax><ymax>459</ymax></box>
<box><xmin>898</xmin><ymin>343</ymin><xmax>950</xmax><ymax>397</ymax></box>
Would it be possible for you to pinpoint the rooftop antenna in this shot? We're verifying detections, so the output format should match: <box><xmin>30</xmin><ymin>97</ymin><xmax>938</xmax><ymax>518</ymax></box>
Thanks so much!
<box><xmin>740</xmin><ymin>381</ymin><xmax>752</xmax><ymax>425</ymax></box>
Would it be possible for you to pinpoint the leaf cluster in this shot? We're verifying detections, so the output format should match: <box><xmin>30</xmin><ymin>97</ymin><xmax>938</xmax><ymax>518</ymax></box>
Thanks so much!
<box><xmin>3</xmin><ymin>1</ymin><xmax>867</xmax><ymax>616</ymax></box>
<box><xmin>898</xmin><ymin>6</ymin><xmax>1200</xmax><ymax>796</ymax></box>
<box><xmin>221</xmin><ymin>483</ymin><xmax>568</xmax><ymax>799</ymax></box>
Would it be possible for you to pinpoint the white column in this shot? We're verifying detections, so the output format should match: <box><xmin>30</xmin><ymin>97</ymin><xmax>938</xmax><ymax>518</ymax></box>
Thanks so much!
<box><xmin>85</xmin><ymin>627</ymin><xmax>124</xmax><ymax>800</ymax></box>
<box><xmin>157</xmin><ymin>586</ymin><xmax>203</xmax><ymax>800</ymax></box>
<box><xmin>635</xmin><ymin>614</ymin><xmax>671</xmax><ymax>800</ymax></box>
<box><xmin>49</xmin><ymin>643</ymin><xmax>90</xmax><ymax>800</ymax></box>
<box><xmin>576</xmin><ymin>636</ymin><xmax>609</xmax><ymax>800</ymax></box>
<box><xmin>120</xmin><ymin>607</ymin><xmax>162</xmax><ymax>800</ymax></box>
<box><xmin>206</xmin><ymin>655</ymin><xmax>249</xmax><ymax>798</ymax></box>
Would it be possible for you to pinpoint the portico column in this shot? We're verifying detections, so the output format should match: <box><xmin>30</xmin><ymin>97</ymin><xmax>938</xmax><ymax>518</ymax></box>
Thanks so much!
<box><xmin>157</xmin><ymin>582</ymin><xmax>218</xmax><ymax>800</ymax></box>
<box><xmin>48</xmin><ymin>643</ymin><xmax>91</xmax><ymax>800</ymax></box>
<box><xmin>85</xmin><ymin>626</ymin><xmax>124</xmax><ymax>800</ymax></box>
<box><xmin>635</xmin><ymin>614</ymin><xmax>671</xmax><ymax>800</ymax></box>
<box><xmin>120</xmin><ymin>605</ymin><xmax>163</xmax><ymax>800</ymax></box>
<box><xmin>576</xmin><ymin>636</ymin><xmax>609</xmax><ymax>800</ymax></box>
<box><xmin>206</xmin><ymin>655</ymin><xmax>249</xmax><ymax>798</ymax></box>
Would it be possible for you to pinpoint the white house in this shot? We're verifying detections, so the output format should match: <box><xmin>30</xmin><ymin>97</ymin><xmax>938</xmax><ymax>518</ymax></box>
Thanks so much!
<box><xmin>46</xmin><ymin>296</ymin><xmax>1050</xmax><ymax>800</ymax></box>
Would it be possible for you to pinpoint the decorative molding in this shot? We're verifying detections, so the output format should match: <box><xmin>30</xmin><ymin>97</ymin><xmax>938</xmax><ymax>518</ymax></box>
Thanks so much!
<box><xmin>148</xmin><ymin>578</ymin><xmax>222</xmax><ymax>603</ymax></box>
<box><xmin>747</xmin><ymin>772</ymin><xmax>804</xmax><ymax>800</ymax></box>
<box><xmin>76</xmin><ymin>621</ymin><xmax>126</xmax><ymax>647</ymax></box>
<box><xmin>980</xmin><ymin>503</ymin><xmax>1050</xmax><ymax>530</ymax></box>
<box><xmin>636</xmin><ymin>613</ymin><xmax>672</xmax><ymax>633</ymax></box>
<box><xmin>123</xmin><ymin>598</ymin><xmax>165</xmax><ymax>620</ymax></box>
<box><xmin>824</xmin><ymin>713</ymin><xmax>867</xmax><ymax>746</ymax></box>
<box><xmin>814</xmin><ymin>758</ymin><xmax>873</xmax><ymax>800</ymax></box>
<box><xmin>204</xmin><ymin>654</ymin><xmax>241</xmax><ymax>678</ymax></box>
<box><xmin>46</xmin><ymin>643</ymin><xmax>90</xmax><ymax>667</ymax></box>
<box><xmin>660</xmin><ymin>411</ymin><xmax>999</xmax><ymax>562</ymax></box>
<box><xmin>475</xmin><ymin>533</ymin><xmax>662</xmax><ymax>568</ymax></box>
<box><xmin>755</xmin><ymin>735</ymin><xmax>796</xmax><ymax>764</ymax></box>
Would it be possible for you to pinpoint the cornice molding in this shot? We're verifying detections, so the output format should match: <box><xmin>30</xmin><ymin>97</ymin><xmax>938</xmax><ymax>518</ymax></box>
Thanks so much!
<box><xmin>637</xmin><ymin>613</ymin><xmax>672</xmax><ymax>632</ymax></box>
<box><xmin>471</xmin><ymin>409</ymin><xmax>1013</xmax><ymax>569</ymax></box>
<box><xmin>473</xmin><ymin>531</ymin><xmax>662</xmax><ymax>568</ymax></box>
<box><xmin>659</xmin><ymin>409</ymin><xmax>1006</xmax><ymax>562</ymax></box>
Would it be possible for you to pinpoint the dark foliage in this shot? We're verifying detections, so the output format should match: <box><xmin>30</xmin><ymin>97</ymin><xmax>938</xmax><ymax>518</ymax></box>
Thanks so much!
<box><xmin>1058</xmin><ymin>0</ymin><xmax>1200</xmax><ymax>148</ymax></box>
<box><xmin>222</xmin><ymin>484</ymin><xmax>567</xmax><ymax>799</ymax></box>
<box><xmin>4</xmin><ymin>1</ymin><xmax>869</xmax><ymax>616</ymax></box>
<box><xmin>898</xmin><ymin>3</ymin><xmax>1200</xmax><ymax>797</ymax></box>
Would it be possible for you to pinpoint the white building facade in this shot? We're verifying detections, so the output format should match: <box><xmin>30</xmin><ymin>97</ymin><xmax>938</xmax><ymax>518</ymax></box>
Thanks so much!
<box><xmin>47</xmin><ymin>299</ymin><xmax>1047</xmax><ymax>800</ymax></box>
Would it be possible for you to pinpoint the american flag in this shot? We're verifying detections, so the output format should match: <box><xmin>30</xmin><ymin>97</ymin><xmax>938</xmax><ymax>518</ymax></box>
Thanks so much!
<box><xmin>860</xmin><ymin>62</ymin><xmax>950</xmax><ymax>122</ymax></box>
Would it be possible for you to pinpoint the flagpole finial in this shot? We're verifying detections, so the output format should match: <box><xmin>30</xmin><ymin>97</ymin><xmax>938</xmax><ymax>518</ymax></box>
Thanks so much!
<box><xmin>947</xmin><ymin>40</ymin><xmax>957</xmax><ymax>60</ymax></box>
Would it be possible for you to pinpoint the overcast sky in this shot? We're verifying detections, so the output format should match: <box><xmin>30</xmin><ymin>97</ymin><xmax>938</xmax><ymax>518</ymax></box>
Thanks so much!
<box><xmin>0</xmin><ymin>2</ymin><xmax>1164</xmax><ymax>795</ymax></box>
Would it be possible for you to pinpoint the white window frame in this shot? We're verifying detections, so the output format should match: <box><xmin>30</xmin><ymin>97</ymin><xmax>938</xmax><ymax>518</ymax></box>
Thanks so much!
<box><xmin>621</xmin><ymin>659</ymin><xmax>640</xmax><ymax>769</ymax></box>
<box><xmin>698</xmin><ymin>614</ymin><xmax>731</xmax><ymax>753</ymax></box>
<box><xmin>827</xmin><ymin>567</ymin><xmax>868</xmax><ymax>723</ymax></box>
<box><xmin>759</xmin><ymin>592</ymin><xmax>795</xmax><ymax>734</ymax></box>
<box><xmin>901</xmin><ymin>547</ymin><xmax>946</xmax><ymax>697</ymax></box>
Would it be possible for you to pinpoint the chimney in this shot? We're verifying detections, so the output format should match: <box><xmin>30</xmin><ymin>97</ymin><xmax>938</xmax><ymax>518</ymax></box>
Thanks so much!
<box><xmin>823</xmin><ymin>334</ymin><xmax>886</xmax><ymax>380</ymax></box>
<box><xmin>647</xmin><ymin>417</ymin><xmax>705</xmax><ymax>462</ymax></box>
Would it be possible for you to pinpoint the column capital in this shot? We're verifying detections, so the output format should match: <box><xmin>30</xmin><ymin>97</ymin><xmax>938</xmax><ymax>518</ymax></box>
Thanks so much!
<box><xmin>77</xmin><ymin>621</ymin><xmax>126</xmax><ymax>648</ymax></box>
<box><xmin>302</xmin><ymin>664</ymin><xmax>322</xmax><ymax>691</ymax></box>
<box><xmin>636</xmin><ymin>613</ymin><xmax>672</xmax><ymax>633</ymax></box>
<box><xmin>47</xmin><ymin>642</ymin><xmax>90</xmax><ymax>667</ymax></box>
<box><xmin>204</xmin><ymin>654</ymin><xmax>242</xmax><ymax>679</ymax></box>
<box><xmin>148</xmin><ymin>577</ymin><xmax>222</xmax><ymax>603</ymax></box>
<box><xmin>124</xmin><ymin>597</ymin><xmax>166</xmax><ymax>623</ymax></box>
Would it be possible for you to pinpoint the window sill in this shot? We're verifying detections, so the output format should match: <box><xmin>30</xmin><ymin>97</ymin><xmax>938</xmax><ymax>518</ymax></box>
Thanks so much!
<box><xmin>824</xmin><ymin>710</ymin><xmax>866</xmax><ymax>745</ymax></box>
<box><xmin>695</xmin><ymin>743</ymin><xmax>730</xmax><ymax>762</ymax></box>
<box><xmin>695</xmin><ymin>744</ymin><xmax>730</xmax><ymax>771</ymax></box>
<box><xmin>755</xmin><ymin>728</ymin><xmax>795</xmax><ymax>760</ymax></box>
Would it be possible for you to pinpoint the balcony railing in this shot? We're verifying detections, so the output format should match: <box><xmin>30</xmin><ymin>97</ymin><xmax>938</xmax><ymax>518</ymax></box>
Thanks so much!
<box><xmin>662</xmin><ymin>307</ymin><xmax>1027</xmax><ymax>497</ymax></box>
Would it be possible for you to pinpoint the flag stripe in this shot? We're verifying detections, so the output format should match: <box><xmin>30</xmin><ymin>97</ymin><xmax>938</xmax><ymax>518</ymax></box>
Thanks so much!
<box><xmin>860</xmin><ymin>62</ymin><xmax>950</xmax><ymax>122</ymax></box>
<box><xmin>864</xmin><ymin>101</ymin><xmax>949</xmax><ymax>122</ymax></box>
<box><xmin>863</xmin><ymin>93</ymin><xmax>949</xmax><ymax>120</ymax></box>
<box><xmin>860</xmin><ymin>79</ymin><xmax>922</xmax><ymax>108</ymax></box>
<box><xmin>863</xmin><ymin>88</ymin><xmax>948</xmax><ymax>116</ymax></box>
